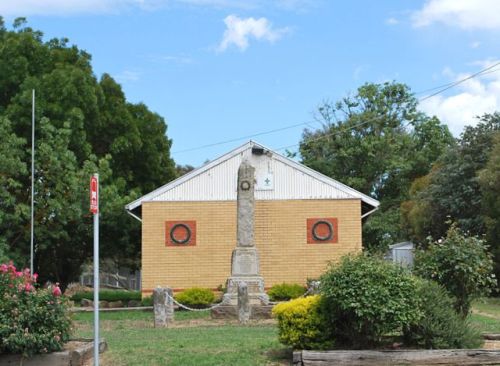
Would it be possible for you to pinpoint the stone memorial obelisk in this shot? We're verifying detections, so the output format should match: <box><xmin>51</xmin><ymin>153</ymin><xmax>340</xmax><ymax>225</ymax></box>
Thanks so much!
<box><xmin>222</xmin><ymin>160</ymin><xmax>269</xmax><ymax>306</ymax></box>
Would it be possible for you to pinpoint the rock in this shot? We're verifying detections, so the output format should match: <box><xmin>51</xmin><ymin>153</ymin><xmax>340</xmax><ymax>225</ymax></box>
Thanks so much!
<box><xmin>153</xmin><ymin>287</ymin><xmax>174</xmax><ymax>327</ymax></box>
<box><xmin>128</xmin><ymin>300</ymin><xmax>141</xmax><ymax>307</ymax></box>
<box><xmin>238</xmin><ymin>282</ymin><xmax>250</xmax><ymax>323</ymax></box>
<box><xmin>211</xmin><ymin>305</ymin><xmax>237</xmax><ymax>319</ymax></box>
<box><xmin>108</xmin><ymin>301</ymin><xmax>123</xmax><ymax>308</ymax></box>
<box><xmin>80</xmin><ymin>298</ymin><xmax>93</xmax><ymax>307</ymax></box>
<box><xmin>99</xmin><ymin>301</ymin><xmax>109</xmax><ymax>308</ymax></box>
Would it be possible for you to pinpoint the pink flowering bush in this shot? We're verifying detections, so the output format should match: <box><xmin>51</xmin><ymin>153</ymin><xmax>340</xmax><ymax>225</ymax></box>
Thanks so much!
<box><xmin>0</xmin><ymin>262</ymin><xmax>72</xmax><ymax>356</ymax></box>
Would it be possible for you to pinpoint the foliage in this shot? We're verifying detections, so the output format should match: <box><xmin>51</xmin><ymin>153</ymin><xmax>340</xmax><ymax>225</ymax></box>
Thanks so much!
<box><xmin>403</xmin><ymin>113</ymin><xmax>500</xmax><ymax>244</ymax></box>
<box><xmin>478</xmin><ymin>132</ymin><xmax>500</xmax><ymax>281</ymax></box>
<box><xmin>174</xmin><ymin>287</ymin><xmax>216</xmax><ymax>308</ymax></box>
<box><xmin>71</xmin><ymin>290</ymin><xmax>141</xmax><ymax>303</ymax></box>
<box><xmin>0</xmin><ymin>262</ymin><xmax>72</xmax><ymax>356</ymax></box>
<box><xmin>0</xmin><ymin>117</ymin><xmax>28</xmax><ymax>265</ymax></box>
<box><xmin>268</xmin><ymin>283</ymin><xmax>306</xmax><ymax>301</ymax></box>
<box><xmin>320</xmin><ymin>254</ymin><xmax>421</xmax><ymax>348</ymax></box>
<box><xmin>140</xmin><ymin>296</ymin><xmax>153</xmax><ymax>307</ymax></box>
<box><xmin>299</xmin><ymin>82</ymin><xmax>453</xmax><ymax>251</ymax></box>
<box><xmin>272</xmin><ymin>295</ymin><xmax>330</xmax><ymax>349</ymax></box>
<box><xmin>0</xmin><ymin>18</ymin><xmax>177</xmax><ymax>286</ymax></box>
<box><xmin>414</xmin><ymin>224</ymin><xmax>496</xmax><ymax>318</ymax></box>
<box><xmin>403</xmin><ymin>280</ymin><xmax>482</xmax><ymax>349</ymax></box>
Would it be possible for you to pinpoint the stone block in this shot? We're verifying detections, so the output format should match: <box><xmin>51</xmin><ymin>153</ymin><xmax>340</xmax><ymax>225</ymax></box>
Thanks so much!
<box><xmin>80</xmin><ymin>299</ymin><xmax>93</xmax><ymax>308</ymax></box>
<box><xmin>128</xmin><ymin>300</ymin><xmax>141</xmax><ymax>307</ymax></box>
<box><xmin>108</xmin><ymin>301</ymin><xmax>123</xmax><ymax>308</ymax></box>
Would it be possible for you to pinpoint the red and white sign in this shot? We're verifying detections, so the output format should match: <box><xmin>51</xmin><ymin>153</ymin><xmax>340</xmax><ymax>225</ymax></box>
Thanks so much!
<box><xmin>90</xmin><ymin>175</ymin><xmax>99</xmax><ymax>214</ymax></box>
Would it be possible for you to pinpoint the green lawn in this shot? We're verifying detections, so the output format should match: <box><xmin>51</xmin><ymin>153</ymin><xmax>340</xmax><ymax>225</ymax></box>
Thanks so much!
<box><xmin>70</xmin><ymin>298</ymin><xmax>500</xmax><ymax>365</ymax></box>
<box><xmin>470</xmin><ymin>298</ymin><xmax>500</xmax><ymax>333</ymax></box>
<box><xmin>72</xmin><ymin>310</ymin><xmax>289</xmax><ymax>366</ymax></box>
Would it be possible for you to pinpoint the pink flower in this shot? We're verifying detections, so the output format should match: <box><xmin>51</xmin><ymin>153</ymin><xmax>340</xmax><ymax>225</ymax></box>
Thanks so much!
<box><xmin>15</xmin><ymin>271</ymin><xmax>23</xmax><ymax>277</ymax></box>
<box><xmin>33</xmin><ymin>273</ymin><xmax>38</xmax><ymax>282</ymax></box>
<box><xmin>52</xmin><ymin>283</ymin><xmax>62</xmax><ymax>297</ymax></box>
<box><xmin>24</xmin><ymin>283</ymin><xmax>33</xmax><ymax>292</ymax></box>
<box><xmin>0</xmin><ymin>264</ymin><xmax>7</xmax><ymax>273</ymax></box>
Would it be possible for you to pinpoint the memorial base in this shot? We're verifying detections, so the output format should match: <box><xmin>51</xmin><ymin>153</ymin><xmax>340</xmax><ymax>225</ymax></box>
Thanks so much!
<box><xmin>222</xmin><ymin>276</ymin><xmax>269</xmax><ymax>306</ymax></box>
<box><xmin>211</xmin><ymin>305</ymin><xmax>274</xmax><ymax>320</ymax></box>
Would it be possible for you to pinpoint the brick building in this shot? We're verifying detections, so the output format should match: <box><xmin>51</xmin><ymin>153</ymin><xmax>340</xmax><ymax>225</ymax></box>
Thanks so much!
<box><xmin>125</xmin><ymin>141</ymin><xmax>379</xmax><ymax>296</ymax></box>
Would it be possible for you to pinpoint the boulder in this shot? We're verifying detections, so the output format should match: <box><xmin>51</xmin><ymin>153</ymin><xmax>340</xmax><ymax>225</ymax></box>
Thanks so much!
<box><xmin>108</xmin><ymin>301</ymin><xmax>123</xmax><ymax>308</ymax></box>
<box><xmin>80</xmin><ymin>299</ymin><xmax>93</xmax><ymax>308</ymax></box>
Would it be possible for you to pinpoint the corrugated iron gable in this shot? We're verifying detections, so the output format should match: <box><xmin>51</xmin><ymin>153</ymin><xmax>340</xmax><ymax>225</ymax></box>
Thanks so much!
<box><xmin>126</xmin><ymin>141</ymin><xmax>379</xmax><ymax>210</ymax></box>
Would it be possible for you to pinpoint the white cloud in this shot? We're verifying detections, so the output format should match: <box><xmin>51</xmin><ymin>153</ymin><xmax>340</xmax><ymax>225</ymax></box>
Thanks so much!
<box><xmin>470</xmin><ymin>41</ymin><xmax>481</xmax><ymax>49</ymax></box>
<box><xmin>419</xmin><ymin>60</ymin><xmax>500</xmax><ymax>135</ymax></box>
<box><xmin>114</xmin><ymin>70</ymin><xmax>141</xmax><ymax>83</ymax></box>
<box><xmin>385</xmin><ymin>17</ymin><xmax>399</xmax><ymax>25</ymax></box>
<box><xmin>218</xmin><ymin>15</ymin><xmax>289</xmax><ymax>52</ymax></box>
<box><xmin>412</xmin><ymin>0</ymin><xmax>500</xmax><ymax>30</ymax></box>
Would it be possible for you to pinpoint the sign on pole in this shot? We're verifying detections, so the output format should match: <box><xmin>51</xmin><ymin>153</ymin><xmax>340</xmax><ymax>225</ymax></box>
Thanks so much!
<box><xmin>90</xmin><ymin>174</ymin><xmax>100</xmax><ymax>366</ymax></box>
<box><xmin>90</xmin><ymin>175</ymin><xmax>98</xmax><ymax>214</ymax></box>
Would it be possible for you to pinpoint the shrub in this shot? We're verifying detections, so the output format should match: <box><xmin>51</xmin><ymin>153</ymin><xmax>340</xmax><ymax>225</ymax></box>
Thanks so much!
<box><xmin>71</xmin><ymin>290</ymin><xmax>141</xmax><ymax>303</ymax></box>
<box><xmin>414</xmin><ymin>224</ymin><xmax>496</xmax><ymax>317</ymax></box>
<box><xmin>320</xmin><ymin>254</ymin><xmax>421</xmax><ymax>348</ymax></box>
<box><xmin>403</xmin><ymin>280</ymin><xmax>482</xmax><ymax>349</ymax></box>
<box><xmin>0</xmin><ymin>262</ymin><xmax>72</xmax><ymax>357</ymax></box>
<box><xmin>268</xmin><ymin>283</ymin><xmax>306</xmax><ymax>301</ymax></box>
<box><xmin>174</xmin><ymin>287</ymin><xmax>215</xmax><ymax>308</ymax></box>
<box><xmin>141</xmin><ymin>296</ymin><xmax>153</xmax><ymax>306</ymax></box>
<box><xmin>272</xmin><ymin>295</ymin><xmax>330</xmax><ymax>349</ymax></box>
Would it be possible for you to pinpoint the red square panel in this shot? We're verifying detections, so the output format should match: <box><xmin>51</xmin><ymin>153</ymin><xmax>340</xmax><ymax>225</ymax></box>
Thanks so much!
<box><xmin>307</xmin><ymin>218</ymin><xmax>338</xmax><ymax>244</ymax></box>
<box><xmin>165</xmin><ymin>221</ymin><xmax>196</xmax><ymax>246</ymax></box>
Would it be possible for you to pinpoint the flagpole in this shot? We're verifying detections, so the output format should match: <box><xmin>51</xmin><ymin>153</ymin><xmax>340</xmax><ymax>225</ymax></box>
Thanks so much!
<box><xmin>30</xmin><ymin>89</ymin><xmax>35</xmax><ymax>275</ymax></box>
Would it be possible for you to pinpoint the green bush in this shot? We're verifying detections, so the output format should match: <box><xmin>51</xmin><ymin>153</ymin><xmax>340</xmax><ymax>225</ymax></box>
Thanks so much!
<box><xmin>272</xmin><ymin>295</ymin><xmax>330</xmax><ymax>349</ymax></box>
<box><xmin>414</xmin><ymin>224</ymin><xmax>496</xmax><ymax>317</ymax></box>
<box><xmin>174</xmin><ymin>287</ymin><xmax>215</xmax><ymax>308</ymax></box>
<box><xmin>268</xmin><ymin>283</ymin><xmax>306</xmax><ymax>301</ymax></box>
<box><xmin>0</xmin><ymin>262</ymin><xmax>72</xmax><ymax>356</ymax></box>
<box><xmin>320</xmin><ymin>254</ymin><xmax>421</xmax><ymax>348</ymax></box>
<box><xmin>71</xmin><ymin>290</ymin><xmax>141</xmax><ymax>303</ymax></box>
<box><xmin>141</xmin><ymin>296</ymin><xmax>153</xmax><ymax>306</ymax></box>
<box><xmin>403</xmin><ymin>280</ymin><xmax>482</xmax><ymax>349</ymax></box>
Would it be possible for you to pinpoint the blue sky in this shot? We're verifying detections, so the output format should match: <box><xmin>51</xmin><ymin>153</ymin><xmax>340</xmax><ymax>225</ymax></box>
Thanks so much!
<box><xmin>2</xmin><ymin>0</ymin><xmax>499</xmax><ymax>166</ymax></box>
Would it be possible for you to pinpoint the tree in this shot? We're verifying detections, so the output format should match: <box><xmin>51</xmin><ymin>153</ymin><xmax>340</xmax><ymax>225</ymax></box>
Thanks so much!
<box><xmin>0</xmin><ymin>117</ymin><xmax>28</xmax><ymax>264</ymax></box>
<box><xmin>0</xmin><ymin>18</ymin><xmax>177</xmax><ymax>286</ymax></box>
<box><xmin>299</xmin><ymin>82</ymin><xmax>453</xmax><ymax>251</ymax></box>
<box><xmin>403</xmin><ymin>113</ymin><xmax>500</xmax><ymax>243</ymax></box>
<box><xmin>479</xmin><ymin>132</ymin><xmax>500</xmax><ymax>279</ymax></box>
<box><xmin>414</xmin><ymin>224</ymin><xmax>496</xmax><ymax>318</ymax></box>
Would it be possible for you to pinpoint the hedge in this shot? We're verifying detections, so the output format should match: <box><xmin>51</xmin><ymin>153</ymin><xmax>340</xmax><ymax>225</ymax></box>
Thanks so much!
<box><xmin>71</xmin><ymin>290</ymin><xmax>141</xmax><ymax>302</ymax></box>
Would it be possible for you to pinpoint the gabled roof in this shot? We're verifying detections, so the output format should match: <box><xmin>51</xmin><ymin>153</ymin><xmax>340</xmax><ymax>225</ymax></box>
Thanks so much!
<box><xmin>125</xmin><ymin>141</ymin><xmax>379</xmax><ymax>213</ymax></box>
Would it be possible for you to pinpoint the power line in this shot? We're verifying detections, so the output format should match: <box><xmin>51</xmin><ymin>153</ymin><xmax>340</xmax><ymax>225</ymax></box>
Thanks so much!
<box><xmin>414</xmin><ymin>67</ymin><xmax>499</xmax><ymax>95</ymax></box>
<box><xmin>172</xmin><ymin>121</ymin><xmax>310</xmax><ymax>154</ymax></box>
<box><xmin>173</xmin><ymin>61</ymin><xmax>500</xmax><ymax>156</ymax></box>
<box><xmin>419</xmin><ymin>61</ymin><xmax>500</xmax><ymax>102</ymax></box>
<box><xmin>276</xmin><ymin>62</ymin><xmax>500</xmax><ymax>153</ymax></box>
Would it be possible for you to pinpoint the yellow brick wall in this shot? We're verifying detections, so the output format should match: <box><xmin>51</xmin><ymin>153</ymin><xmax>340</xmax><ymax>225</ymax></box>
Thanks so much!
<box><xmin>141</xmin><ymin>199</ymin><xmax>361</xmax><ymax>295</ymax></box>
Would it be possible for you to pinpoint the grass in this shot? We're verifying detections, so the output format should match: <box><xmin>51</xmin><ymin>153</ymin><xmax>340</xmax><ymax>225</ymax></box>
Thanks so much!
<box><xmin>72</xmin><ymin>309</ymin><xmax>209</xmax><ymax>322</ymax></box>
<box><xmin>72</xmin><ymin>310</ymin><xmax>289</xmax><ymax>366</ymax></box>
<box><xmin>470</xmin><ymin>298</ymin><xmax>500</xmax><ymax>333</ymax></box>
<box><xmin>69</xmin><ymin>297</ymin><xmax>500</xmax><ymax>365</ymax></box>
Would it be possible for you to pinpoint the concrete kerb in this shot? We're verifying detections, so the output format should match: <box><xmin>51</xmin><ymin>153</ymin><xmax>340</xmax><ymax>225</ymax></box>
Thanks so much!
<box><xmin>0</xmin><ymin>339</ymin><xmax>107</xmax><ymax>366</ymax></box>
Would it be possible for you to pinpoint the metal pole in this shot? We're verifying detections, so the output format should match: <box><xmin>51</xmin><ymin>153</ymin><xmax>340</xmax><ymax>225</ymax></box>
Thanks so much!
<box><xmin>30</xmin><ymin>89</ymin><xmax>35</xmax><ymax>275</ymax></box>
<box><xmin>93</xmin><ymin>173</ymin><xmax>100</xmax><ymax>366</ymax></box>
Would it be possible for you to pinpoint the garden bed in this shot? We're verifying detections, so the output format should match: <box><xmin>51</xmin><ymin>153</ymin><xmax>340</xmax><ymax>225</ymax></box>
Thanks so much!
<box><xmin>293</xmin><ymin>349</ymin><xmax>500</xmax><ymax>366</ymax></box>
<box><xmin>0</xmin><ymin>339</ymin><xmax>107</xmax><ymax>366</ymax></box>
